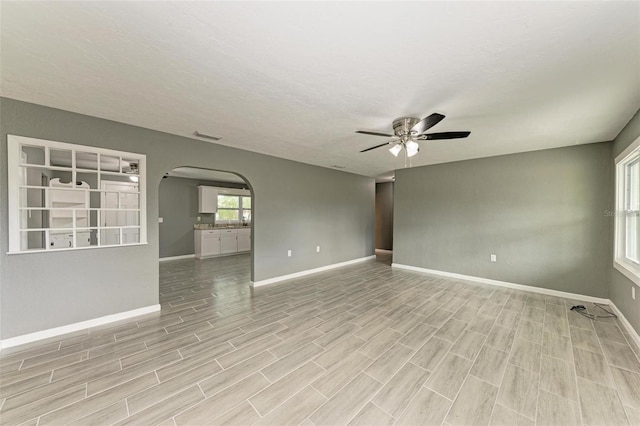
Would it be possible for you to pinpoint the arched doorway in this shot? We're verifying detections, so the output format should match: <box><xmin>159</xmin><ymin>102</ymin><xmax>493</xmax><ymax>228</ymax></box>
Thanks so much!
<box><xmin>157</xmin><ymin>166</ymin><xmax>254</xmax><ymax>289</ymax></box>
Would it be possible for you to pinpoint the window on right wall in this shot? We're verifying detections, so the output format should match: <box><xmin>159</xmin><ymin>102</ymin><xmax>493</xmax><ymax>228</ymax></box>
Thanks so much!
<box><xmin>615</xmin><ymin>135</ymin><xmax>640</xmax><ymax>285</ymax></box>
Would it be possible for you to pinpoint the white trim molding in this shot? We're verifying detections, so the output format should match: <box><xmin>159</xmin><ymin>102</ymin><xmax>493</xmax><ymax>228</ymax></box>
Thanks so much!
<box><xmin>392</xmin><ymin>263</ymin><xmax>609</xmax><ymax>303</ymax></box>
<box><xmin>609</xmin><ymin>303</ymin><xmax>640</xmax><ymax>350</ymax></box>
<box><xmin>0</xmin><ymin>304</ymin><xmax>160</xmax><ymax>350</ymax></box>
<box><xmin>252</xmin><ymin>255</ymin><xmax>376</xmax><ymax>288</ymax></box>
<box><xmin>159</xmin><ymin>254</ymin><xmax>196</xmax><ymax>262</ymax></box>
<box><xmin>391</xmin><ymin>263</ymin><xmax>640</xmax><ymax>349</ymax></box>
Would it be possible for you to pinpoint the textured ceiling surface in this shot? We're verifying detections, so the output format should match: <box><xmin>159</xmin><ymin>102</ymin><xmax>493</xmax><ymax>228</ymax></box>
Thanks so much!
<box><xmin>1</xmin><ymin>2</ymin><xmax>639</xmax><ymax>178</ymax></box>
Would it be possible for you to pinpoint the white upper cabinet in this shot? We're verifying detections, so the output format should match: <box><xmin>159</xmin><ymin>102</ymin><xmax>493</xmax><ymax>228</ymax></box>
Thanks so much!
<box><xmin>198</xmin><ymin>186</ymin><xmax>218</xmax><ymax>213</ymax></box>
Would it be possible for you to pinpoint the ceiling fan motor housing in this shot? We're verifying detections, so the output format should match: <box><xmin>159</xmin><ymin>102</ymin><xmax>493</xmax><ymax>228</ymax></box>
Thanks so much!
<box><xmin>393</xmin><ymin>117</ymin><xmax>421</xmax><ymax>136</ymax></box>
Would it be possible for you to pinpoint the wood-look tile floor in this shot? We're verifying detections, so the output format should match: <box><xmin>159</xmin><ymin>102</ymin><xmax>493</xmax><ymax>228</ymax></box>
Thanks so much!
<box><xmin>2</xmin><ymin>253</ymin><xmax>640</xmax><ymax>425</ymax></box>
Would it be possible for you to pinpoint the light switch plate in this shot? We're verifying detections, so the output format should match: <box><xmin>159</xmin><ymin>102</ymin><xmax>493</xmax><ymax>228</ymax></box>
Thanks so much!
<box><xmin>490</xmin><ymin>254</ymin><xmax>497</xmax><ymax>262</ymax></box>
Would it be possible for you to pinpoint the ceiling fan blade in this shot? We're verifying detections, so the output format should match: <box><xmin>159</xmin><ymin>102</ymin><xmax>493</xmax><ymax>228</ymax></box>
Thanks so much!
<box><xmin>355</xmin><ymin>130</ymin><xmax>395</xmax><ymax>138</ymax></box>
<box><xmin>360</xmin><ymin>141</ymin><xmax>394</xmax><ymax>152</ymax></box>
<box><xmin>421</xmin><ymin>131</ymin><xmax>471</xmax><ymax>140</ymax></box>
<box><xmin>411</xmin><ymin>113</ymin><xmax>445</xmax><ymax>134</ymax></box>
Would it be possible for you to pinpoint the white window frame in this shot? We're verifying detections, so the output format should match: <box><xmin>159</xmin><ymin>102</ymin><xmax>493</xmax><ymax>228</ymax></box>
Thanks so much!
<box><xmin>7</xmin><ymin>135</ymin><xmax>147</xmax><ymax>253</ymax></box>
<box><xmin>614</xmin><ymin>135</ymin><xmax>640</xmax><ymax>286</ymax></box>
<box><xmin>215</xmin><ymin>188</ymin><xmax>251</xmax><ymax>224</ymax></box>
<box><xmin>241</xmin><ymin>195</ymin><xmax>252</xmax><ymax>222</ymax></box>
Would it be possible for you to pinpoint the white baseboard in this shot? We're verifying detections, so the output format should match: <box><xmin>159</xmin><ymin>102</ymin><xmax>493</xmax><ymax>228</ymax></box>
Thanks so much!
<box><xmin>159</xmin><ymin>254</ymin><xmax>195</xmax><ymax>262</ymax></box>
<box><xmin>391</xmin><ymin>263</ymin><xmax>640</xmax><ymax>350</ymax></box>
<box><xmin>252</xmin><ymin>255</ymin><xmax>376</xmax><ymax>288</ymax></box>
<box><xmin>609</xmin><ymin>303</ymin><xmax>640</xmax><ymax>351</ymax></box>
<box><xmin>0</xmin><ymin>304</ymin><xmax>161</xmax><ymax>350</ymax></box>
<box><xmin>391</xmin><ymin>263</ymin><xmax>609</xmax><ymax>304</ymax></box>
<box><xmin>375</xmin><ymin>249</ymin><xmax>393</xmax><ymax>254</ymax></box>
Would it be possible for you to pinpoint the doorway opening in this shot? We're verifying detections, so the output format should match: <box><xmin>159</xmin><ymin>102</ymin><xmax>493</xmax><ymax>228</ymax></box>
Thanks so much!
<box><xmin>158</xmin><ymin>166</ymin><xmax>254</xmax><ymax>293</ymax></box>
<box><xmin>375</xmin><ymin>180</ymin><xmax>394</xmax><ymax>265</ymax></box>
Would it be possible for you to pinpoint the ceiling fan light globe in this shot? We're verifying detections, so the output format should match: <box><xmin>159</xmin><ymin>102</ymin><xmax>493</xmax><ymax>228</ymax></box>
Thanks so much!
<box><xmin>406</xmin><ymin>141</ymin><xmax>419</xmax><ymax>157</ymax></box>
<box><xmin>405</xmin><ymin>140</ymin><xmax>419</xmax><ymax>150</ymax></box>
<box><xmin>389</xmin><ymin>144</ymin><xmax>402</xmax><ymax>157</ymax></box>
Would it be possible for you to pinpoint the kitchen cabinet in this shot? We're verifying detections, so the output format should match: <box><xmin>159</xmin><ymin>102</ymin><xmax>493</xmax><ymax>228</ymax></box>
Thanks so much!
<box><xmin>195</xmin><ymin>229</ymin><xmax>221</xmax><ymax>259</ymax></box>
<box><xmin>194</xmin><ymin>227</ymin><xmax>251</xmax><ymax>258</ymax></box>
<box><xmin>220</xmin><ymin>229</ymin><xmax>238</xmax><ymax>254</ymax></box>
<box><xmin>198</xmin><ymin>186</ymin><xmax>218</xmax><ymax>213</ymax></box>
<box><xmin>238</xmin><ymin>228</ymin><xmax>251</xmax><ymax>252</ymax></box>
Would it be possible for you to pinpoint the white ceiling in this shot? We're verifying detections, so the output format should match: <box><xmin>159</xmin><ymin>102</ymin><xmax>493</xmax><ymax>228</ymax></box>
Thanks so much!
<box><xmin>1</xmin><ymin>2</ymin><xmax>639</xmax><ymax>179</ymax></box>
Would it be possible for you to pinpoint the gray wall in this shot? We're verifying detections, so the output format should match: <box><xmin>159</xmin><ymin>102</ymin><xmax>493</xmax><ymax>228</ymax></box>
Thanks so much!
<box><xmin>394</xmin><ymin>142</ymin><xmax>612</xmax><ymax>298</ymax></box>
<box><xmin>0</xmin><ymin>97</ymin><xmax>375</xmax><ymax>339</ymax></box>
<box><xmin>158</xmin><ymin>176</ymin><xmax>246</xmax><ymax>258</ymax></box>
<box><xmin>375</xmin><ymin>182</ymin><xmax>394</xmax><ymax>250</ymax></box>
<box><xmin>610</xmin><ymin>109</ymin><xmax>640</xmax><ymax>336</ymax></box>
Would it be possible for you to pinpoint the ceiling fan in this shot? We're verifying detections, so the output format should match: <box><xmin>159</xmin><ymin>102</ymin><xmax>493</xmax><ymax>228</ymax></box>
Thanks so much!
<box><xmin>356</xmin><ymin>113</ymin><xmax>470</xmax><ymax>158</ymax></box>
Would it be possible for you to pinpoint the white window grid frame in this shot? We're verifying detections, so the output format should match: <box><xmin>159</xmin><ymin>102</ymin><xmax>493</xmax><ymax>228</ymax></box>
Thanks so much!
<box><xmin>215</xmin><ymin>190</ymin><xmax>251</xmax><ymax>224</ymax></box>
<box><xmin>7</xmin><ymin>135</ymin><xmax>147</xmax><ymax>253</ymax></box>
<box><xmin>614</xmin><ymin>135</ymin><xmax>640</xmax><ymax>286</ymax></box>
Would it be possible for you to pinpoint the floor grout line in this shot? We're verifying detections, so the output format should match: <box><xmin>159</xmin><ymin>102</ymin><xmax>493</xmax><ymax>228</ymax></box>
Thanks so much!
<box><xmin>246</xmin><ymin>398</ymin><xmax>263</xmax><ymax>419</ymax></box>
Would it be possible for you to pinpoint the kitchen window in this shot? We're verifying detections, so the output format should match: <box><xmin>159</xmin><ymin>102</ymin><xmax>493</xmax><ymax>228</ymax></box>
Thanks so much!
<box><xmin>217</xmin><ymin>194</ymin><xmax>240</xmax><ymax>221</ymax></box>
<box><xmin>242</xmin><ymin>196</ymin><xmax>252</xmax><ymax>221</ymax></box>
<box><xmin>614</xmin><ymin>135</ymin><xmax>640</xmax><ymax>285</ymax></box>
<box><xmin>216</xmin><ymin>194</ymin><xmax>251</xmax><ymax>223</ymax></box>
<box><xmin>7</xmin><ymin>135</ymin><xmax>147</xmax><ymax>253</ymax></box>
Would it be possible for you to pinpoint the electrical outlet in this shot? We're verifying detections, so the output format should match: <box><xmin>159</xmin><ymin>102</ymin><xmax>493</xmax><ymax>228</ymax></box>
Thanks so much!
<box><xmin>287</xmin><ymin>249</ymin><xmax>292</xmax><ymax>257</ymax></box>
<box><xmin>197</xmin><ymin>216</ymin><xmax>201</xmax><ymax>222</ymax></box>
<box><xmin>633</xmin><ymin>286</ymin><xmax>636</xmax><ymax>300</ymax></box>
<box><xmin>158</xmin><ymin>217</ymin><xmax>164</xmax><ymax>223</ymax></box>
<box><xmin>316</xmin><ymin>246</ymin><xmax>320</xmax><ymax>253</ymax></box>
<box><xmin>490</xmin><ymin>254</ymin><xmax>497</xmax><ymax>262</ymax></box>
